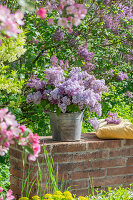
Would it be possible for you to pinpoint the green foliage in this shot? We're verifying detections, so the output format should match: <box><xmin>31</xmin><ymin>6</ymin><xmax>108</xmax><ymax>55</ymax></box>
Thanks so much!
<box><xmin>21</xmin><ymin>145</ymin><xmax>64</xmax><ymax>198</ymax></box>
<box><xmin>0</xmin><ymin>162</ymin><xmax>10</xmax><ymax>193</ymax></box>
<box><xmin>0</xmin><ymin>31</ymin><xmax>26</xmax><ymax>63</ymax></box>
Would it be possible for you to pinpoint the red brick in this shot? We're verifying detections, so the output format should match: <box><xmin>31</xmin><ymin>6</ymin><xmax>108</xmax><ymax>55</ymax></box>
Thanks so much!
<box><xmin>123</xmin><ymin>175</ymin><xmax>133</xmax><ymax>184</ymax></box>
<box><xmin>10</xmin><ymin>175</ymin><xmax>18</xmax><ymax>187</ymax></box>
<box><xmin>58</xmin><ymin>161</ymin><xmax>91</xmax><ymax>173</ymax></box>
<box><xmin>9</xmin><ymin>158</ymin><xmax>20</xmax><ymax>170</ymax></box>
<box><xmin>71</xmin><ymin>179</ymin><xmax>89</xmax><ymax>190</ymax></box>
<box><xmin>10</xmin><ymin>167</ymin><xmax>23</xmax><ymax>179</ymax></box>
<box><xmin>124</xmin><ymin>140</ymin><xmax>133</xmax><ymax>146</ymax></box>
<box><xmin>58</xmin><ymin>172</ymin><xmax>69</xmax><ymax>181</ymax></box>
<box><xmin>71</xmin><ymin>188</ymin><xmax>89</xmax><ymax>197</ymax></box>
<box><xmin>72</xmin><ymin>169</ymin><xmax>105</xmax><ymax>180</ymax></box>
<box><xmin>127</xmin><ymin>157</ymin><xmax>133</xmax><ymax>166</ymax></box>
<box><xmin>69</xmin><ymin>150</ymin><xmax>109</xmax><ymax>162</ymax></box>
<box><xmin>72</xmin><ymin>171</ymin><xmax>88</xmax><ymax>180</ymax></box>
<box><xmin>52</xmin><ymin>153</ymin><xmax>69</xmax><ymax>163</ymax></box>
<box><xmin>87</xmin><ymin>140</ymin><xmax>121</xmax><ymax>150</ymax></box>
<box><xmin>107</xmin><ymin>166</ymin><xmax>133</xmax><ymax>176</ymax></box>
<box><xmin>92</xmin><ymin>158</ymin><xmax>126</xmax><ymax>168</ymax></box>
<box><xmin>51</xmin><ymin>142</ymin><xmax>86</xmax><ymax>153</ymax></box>
<box><xmin>91</xmin><ymin>176</ymin><xmax>123</xmax><ymax>187</ymax></box>
<box><xmin>9</xmin><ymin>148</ymin><xmax>23</xmax><ymax>160</ymax></box>
<box><xmin>109</xmin><ymin>148</ymin><xmax>133</xmax><ymax>157</ymax></box>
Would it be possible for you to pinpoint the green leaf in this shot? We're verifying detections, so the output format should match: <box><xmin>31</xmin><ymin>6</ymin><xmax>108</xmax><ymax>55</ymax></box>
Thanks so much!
<box><xmin>23</xmin><ymin>146</ymin><xmax>34</xmax><ymax>155</ymax></box>
<box><xmin>23</xmin><ymin>128</ymin><xmax>31</xmax><ymax>137</ymax></box>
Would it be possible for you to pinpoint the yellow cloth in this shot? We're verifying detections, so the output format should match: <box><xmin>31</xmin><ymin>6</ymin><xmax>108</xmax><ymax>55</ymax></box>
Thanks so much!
<box><xmin>96</xmin><ymin>119</ymin><xmax>133</xmax><ymax>139</ymax></box>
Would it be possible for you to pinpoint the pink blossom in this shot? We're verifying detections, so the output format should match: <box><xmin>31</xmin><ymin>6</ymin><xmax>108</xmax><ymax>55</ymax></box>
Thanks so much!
<box><xmin>68</xmin><ymin>16</ymin><xmax>73</xmax><ymax>22</ymax></box>
<box><xmin>0</xmin><ymin>40</ymin><xmax>2</xmax><ymax>46</ymax></box>
<box><xmin>0</xmin><ymin>197</ymin><xmax>3</xmax><ymax>200</ymax></box>
<box><xmin>4</xmin><ymin>141</ymin><xmax>10</xmax><ymax>148</ymax></box>
<box><xmin>28</xmin><ymin>154</ymin><xmax>36</xmax><ymax>161</ymax></box>
<box><xmin>72</xmin><ymin>18</ymin><xmax>81</xmax><ymax>26</ymax></box>
<box><xmin>37</xmin><ymin>8</ymin><xmax>47</xmax><ymax>19</ymax></box>
<box><xmin>0</xmin><ymin>108</ymin><xmax>41</xmax><ymax>161</ymax></box>
<box><xmin>18</xmin><ymin>138</ymin><xmax>27</xmax><ymax>146</ymax></box>
<box><xmin>19</xmin><ymin>125</ymin><xmax>27</xmax><ymax>133</ymax></box>
<box><xmin>66</xmin><ymin>5</ymin><xmax>76</xmax><ymax>15</ymax></box>
<box><xmin>0</xmin><ymin>187</ymin><xmax>3</xmax><ymax>192</ymax></box>
<box><xmin>68</xmin><ymin>27</ymin><xmax>73</xmax><ymax>33</ymax></box>
<box><xmin>6</xmin><ymin>189</ymin><xmax>15</xmax><ymax>200</ymax></box>
<box><xmin>14</xmin><ymin>10</ymin><xmax>24</xmax><ymax>25</ymax></box>
<box><xmin>0</xmin><ymin>5</ymin><xmax>10</xmax><ymax>23</ymax></box>
<box><xmin>1</xmin><ymin>19</ymin><xmax>21</xmax><ymax>37</ymax></box>
<box><xmin>58</xmin><ymin>17</ymin><xmax>68</xmax><ymax>28</ymax></box>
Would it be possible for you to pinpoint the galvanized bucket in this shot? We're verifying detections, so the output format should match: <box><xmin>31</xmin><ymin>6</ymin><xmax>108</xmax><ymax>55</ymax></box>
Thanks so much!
<box><xmin>49</xmin><ymin>112</ymin><xmax>83</xmax><ymax>142</ymax></box>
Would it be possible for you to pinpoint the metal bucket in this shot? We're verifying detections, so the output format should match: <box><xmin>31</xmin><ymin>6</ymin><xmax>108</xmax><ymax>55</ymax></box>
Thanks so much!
<box><xmin>49</xmin><ymin>112</ymin><xmax>83</xmax><ymax>142</ymax></box>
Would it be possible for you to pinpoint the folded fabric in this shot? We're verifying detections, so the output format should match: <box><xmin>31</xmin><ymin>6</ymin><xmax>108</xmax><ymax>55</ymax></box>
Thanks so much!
<box><xmin>96</xmin><ymin>119</ymin><xmax>133</xmax><ymax>139</ymax></box>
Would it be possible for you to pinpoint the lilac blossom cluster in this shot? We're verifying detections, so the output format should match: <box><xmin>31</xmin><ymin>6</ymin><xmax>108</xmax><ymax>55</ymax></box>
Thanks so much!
<box><xmin>0</xmin><ymin>108</ymin><xmax>41</xmax><ymax>161</ymax></box>
<box><xmin>117</xmin><ymin>71</ymin><xmax>128</xmax><ymax>81</ymax></box>
<box><xmin>77</xmin><ymin>43</ymin><xmax>95</xmax><ymax>72</ymax></box>
<box><xmin>125</xmin><ymin>91</ymin><xmax>133</xmax><ymax>98</ymax></box>
<box><xmin>26</xmin><ymin>61</ymin><xmax>108</xmax><ymax>115</ymax></box>
<box><xmin>105</xmin><ymin>112</ymin><xmax>122</xmax><ymax>124</ymax></box>
<box><xmin>101</xmin><ymin>2</ymin><xmax>133</xmax><ymax>33</ymax></box>
<box><xmin>53</xmin><ymin>29</ymin><xmax>65</xmax><ymax>41</ymax></box>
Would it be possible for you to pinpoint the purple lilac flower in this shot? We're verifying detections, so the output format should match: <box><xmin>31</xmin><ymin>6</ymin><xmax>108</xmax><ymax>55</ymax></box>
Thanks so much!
<box><xmin>44</xmin><ymin>66</ymin><xmax>65</xmax><ymax>86</ymax></box>
<box><xmin>32</xmin><ymin>91</ymin><xmax>42</xmax><ymax>104</ymax></box>
<box><xmin>105</xmin><ymin>112</ymin><xmax>122</xmax><ymax>124</ymax></box>
<box><xmin>26</xmin><ymin>93</ymin><xmax>33</xmax><ymax>103</ymax></box>
<box><xmin>91</xmin><ymin>79</ymin><xmax>108</xmax><ymax>94</ymax></box>
<box><xmin>117</xmin><ymin>72</ymin><xmax>128</xmax><ymax>81</ymax></box>
<box><xmin>102</xmin><ymin>2</ymin><xmax>133</xmax><ymax>32</ymax></box>
<box><xmin>69</xmin><ymin>38</ymin><xmax>79</xmax><ymax>47</ymax></box>
<box><xmin>84</xmin><ymin>62</ymin><xmax>96</xmax><ymax>72</ymax></box>
<box><xmin>53</xmin><ymin>29</ymin><xmax>65</xmax><ymax>41</ymax></box>
<box><xmin>109</xmin><ymin>69</ymin><xmax>114</xmax><ymax>77</ymax></box>
<box><xmin>89</xmin><ymin>117</ymin><xmax>99</xmax><ymax>130</ymax></box>
<box><xmin>50</xmin><ymin>55</ymin><xmax>58</xmax><ymax>66</ymax></box>
<box><xmin>125</xmin><ymin>91</ymin><xmax>133</xmax><ymax>98</ymax></box>
<box><xmin>27</xmin><ymin>79</ymin><xmax>45</xmax><ymax>90</ymax></box>
<box><xmin>77</xmin><ymin>45</ymin><xmax>94</xmax><ymax>61</ymax></box>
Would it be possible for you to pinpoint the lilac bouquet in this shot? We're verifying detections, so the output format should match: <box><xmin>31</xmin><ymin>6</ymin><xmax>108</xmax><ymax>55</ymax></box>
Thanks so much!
<box><xmin>26</xmin><ymin>63</ymin><xmax>108</xmax><ymax>116</ymax></box>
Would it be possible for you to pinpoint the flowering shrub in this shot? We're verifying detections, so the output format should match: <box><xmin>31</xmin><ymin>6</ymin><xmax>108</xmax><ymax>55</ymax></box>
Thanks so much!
<box><xmin>26</xmin><ymin>57</ymin><xmax>107</xmax><ymax>115</ymax></box>
<box><xmin>0</xmin><ymin>5</ymin><xmax>24</xmax><ymax>38</ymax></box>
<box><xmin>0</xmin><ymin>188</ymin><xmax>15</xmax><ymax>200</ymax></box>
<box><xmin>0</xmin><ymin>108</ymin><xmax>40</xmax><ymax>161</ymax></box>
<box><xmin>40</xmin><ymin>0</ymin><xmax>87</xmax><ymax>33</ymax></box>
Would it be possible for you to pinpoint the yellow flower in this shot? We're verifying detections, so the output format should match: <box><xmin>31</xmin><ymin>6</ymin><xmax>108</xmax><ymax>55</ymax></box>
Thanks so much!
<box><xmin>44</xmin><ymin>194</ymin><xmax>52</xmax><ymax>199</ymax></box>
<box><xmin>32</xmin><ymin>196</ymin><xmax>41</xmax><ymax>200</ymax></box>
<box><xmin>53</xmin><ymin>194</ymin><xmax>64</xmax><ymax>199</ymax></box>
<box><xmin>54</xmin><ymin>191</ymin><xmax>62</xmax><ymax>195</ymax></box>
<box><xmin>19</xmin><ymin>198</ymin><xmax>29</xmax><ymax>200</ymax></box>
<box><xmin>63</xmin><ymin>191</ymin><xmax>73</xmax><ymax>200</ymax></box>
<box><xmin>78</xmin><ymin>196</ymin><xmax>88</xmax><ymax>200</ymax></box>
<box><xmin>45</xmin><ymin>198</ymin><xmax>53</xmax><ymax>200</ymax></box>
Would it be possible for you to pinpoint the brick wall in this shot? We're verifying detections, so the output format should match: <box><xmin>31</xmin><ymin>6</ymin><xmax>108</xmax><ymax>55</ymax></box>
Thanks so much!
<box><xmin>10</xmin><ymin>133</ymin><xmax>133</xmax><ymax>199</ymax></box>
